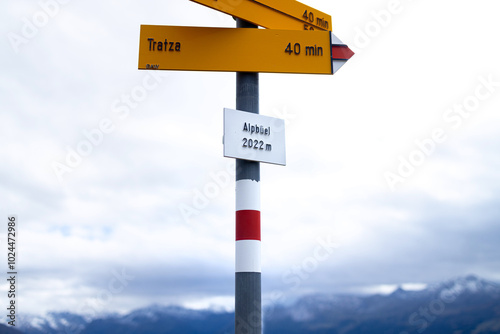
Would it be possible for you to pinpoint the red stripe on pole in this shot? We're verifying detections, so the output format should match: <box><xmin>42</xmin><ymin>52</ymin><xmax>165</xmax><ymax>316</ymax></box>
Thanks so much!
<box><xmin>236</xmin><ymin>210</ymin><xmax>261</xmax><ymax>241</ymax></box>
<box><xmin>331</xmin><ymin>45</ymin><xmax>354</xmax><ymax>60</ymax></box>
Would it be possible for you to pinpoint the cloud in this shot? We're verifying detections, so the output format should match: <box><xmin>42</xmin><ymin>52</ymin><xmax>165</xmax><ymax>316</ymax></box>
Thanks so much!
<box><xmin>1</xmin><ymin>0</ymin><xmax>499</xmax><ymax>317</ymax></box>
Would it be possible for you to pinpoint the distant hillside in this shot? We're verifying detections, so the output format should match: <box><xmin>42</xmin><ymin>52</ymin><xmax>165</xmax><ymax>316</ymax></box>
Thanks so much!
<box><xmin>265</xmin><ymin>275</ymin><xmax>500</xmax><ymax>333</ymax></box>
<box><xmin>14</xmin><ymin>275</ymin><xmax>500</xmax><ymax>334</ymax></box>
<box><xmin>0</xmin><ymin>323</ymin><xmax>24</xmax><ymax>334</ymax></box>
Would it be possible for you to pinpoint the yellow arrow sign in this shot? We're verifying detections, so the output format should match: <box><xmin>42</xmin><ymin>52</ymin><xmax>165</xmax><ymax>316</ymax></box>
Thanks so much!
<box><xmin>138</xmin><ymin>25</ymin><xmax>333</xmax><ymax>74</ymax></box>
<box><xmin>189</xmin><ymin>0</ymin><xmax>332</xmax><ymax>31</ymax></box>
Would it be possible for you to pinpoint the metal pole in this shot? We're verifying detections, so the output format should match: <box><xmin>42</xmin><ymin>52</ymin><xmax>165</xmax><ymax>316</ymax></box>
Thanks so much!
<box><xmin>235</xmin><ymin>18</ymin><xmax>262</xmax><ymax>334</ymax></box>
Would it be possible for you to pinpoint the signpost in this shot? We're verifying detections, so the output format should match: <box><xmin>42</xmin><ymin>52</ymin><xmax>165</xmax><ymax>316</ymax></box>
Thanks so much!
<box><xmin>224</xmin><ymin>108</ymin><xmax>286</xmax><ymax>166</ymax></box>
<box><xmin>138</xmin><ymin>1</ymin><xmax>353</xmax><ymax>333</ymax></box>
<box><xmin>189</xmin><ymin>0</ymin><xmax>332</xmax><ymax>31</ymax></box>
<box><xmin>138</xmin><ymin>25</ymin><xmax>334</xmax><ymax>74</ymax></box>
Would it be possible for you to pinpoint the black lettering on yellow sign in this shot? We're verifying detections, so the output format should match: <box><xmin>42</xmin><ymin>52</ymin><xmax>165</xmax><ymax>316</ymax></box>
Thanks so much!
<box><xmin>302</xmin><ymin>10</ymin><xmax>329</xmax><ymax>30</ymax></box>
<box><xmin>285</xmin><ymin>43</ymin><xmax>323</xmax><ymax>56</ymax></box>
<box><xmin>147</xmin><ymin>38</ymin><xmax>181</xmax><ymax>52</ymax></box>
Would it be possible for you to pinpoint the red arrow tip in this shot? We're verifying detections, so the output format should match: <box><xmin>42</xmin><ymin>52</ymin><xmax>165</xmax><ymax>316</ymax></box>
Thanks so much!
<box><xmin>331</xmin><ymin>45</ymin><xmax>354</xmax><ymax>60</ymax></box>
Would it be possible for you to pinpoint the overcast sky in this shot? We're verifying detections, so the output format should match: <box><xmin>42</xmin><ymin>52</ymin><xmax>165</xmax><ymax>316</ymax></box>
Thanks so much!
<box><xmin>1</xmin><ymin>0</ymin><xmax>499</xmax><ymax>318</ymax></box>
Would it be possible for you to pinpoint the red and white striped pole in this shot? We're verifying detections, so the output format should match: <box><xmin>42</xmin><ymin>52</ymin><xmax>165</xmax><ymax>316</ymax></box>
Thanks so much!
<box><xmin>235</xmin><ymin>19</ymin><xmax>262</xmax><ymax>334</ymax></box>
<box><xmin>236</xmin><ymin>179</ymin><xmax>261</xmax><ymax>276</ymax></box>
<box><xmin>235</xmin><ymin>173</ymin><xmax>261</xmax><ymax>332</ymax></box>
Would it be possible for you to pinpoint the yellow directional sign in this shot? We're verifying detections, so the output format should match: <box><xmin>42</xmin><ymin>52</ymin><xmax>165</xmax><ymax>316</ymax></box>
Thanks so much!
<box><xmin>189</xmin><ymin>0</ymin><xmax>332</xmax><ymax>31</ymax></box>
<box><xmin>138</xmin><ymin>25</ymin><xmax>333</xmax><ymax>74</ymax></box>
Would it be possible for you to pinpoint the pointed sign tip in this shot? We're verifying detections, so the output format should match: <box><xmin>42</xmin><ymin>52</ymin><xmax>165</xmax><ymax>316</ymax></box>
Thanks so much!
<box><xmin>331</xmin><ymin>45</ymin><xmax>355</xmax><ymax>60</ymax></box>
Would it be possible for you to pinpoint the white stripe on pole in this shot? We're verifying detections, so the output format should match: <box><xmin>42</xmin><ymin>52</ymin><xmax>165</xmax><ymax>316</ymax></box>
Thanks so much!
<box><xmin>236</xmin><ymin>240</ymin><xmax>262</xmax><ymax>273</ymax></box>
<box><xmin>236</xmin><ymin>180</ymin><xmax>261</xmax><ymax>211</ymax></box>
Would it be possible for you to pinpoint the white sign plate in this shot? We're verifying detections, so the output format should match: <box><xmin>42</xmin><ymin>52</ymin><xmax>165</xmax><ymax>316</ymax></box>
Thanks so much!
<box><xmin>223</xmin><ymin>108</ymin><xmax>286</xmax><ymax>166</ymax></box>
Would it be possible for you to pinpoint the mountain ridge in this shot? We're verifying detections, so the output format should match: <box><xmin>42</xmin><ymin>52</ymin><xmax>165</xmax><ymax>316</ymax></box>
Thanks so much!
<box><xmin>8</xmin><ymin>275</ymin><xmax>500</xmax><ymax>334</ymax></box>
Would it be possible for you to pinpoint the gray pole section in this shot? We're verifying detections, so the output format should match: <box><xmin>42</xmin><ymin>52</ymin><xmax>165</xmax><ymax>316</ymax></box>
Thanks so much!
<box><xmin>235</xmin><ymin>18</ymin><xmax>261</xmax><ymax>334</ymax></box>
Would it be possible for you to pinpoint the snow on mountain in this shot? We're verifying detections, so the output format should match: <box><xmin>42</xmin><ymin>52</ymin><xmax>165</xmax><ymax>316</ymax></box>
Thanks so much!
<box><xmin>267</xmin><ymin>275</ymin><xmax>500</xmax><ymax>326</ymax></box>
<box><xmin>425</xmin><ymin>275</ymin><xmax>500</xmax><ymax>300</ymax></box>
<box><xmin>17</xmin><ymin>312</ymin><xmax>89</xmax><ymax>334</ymax></box>
<box><xmin>12</xmin><ymin>275</ymin><xmax>500</xmax><ymax>334</ymax></box>
<box><xmin>118</xmin><ymin>304</ymin><xmax>207</xmax><ymax>324</ymax></box>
